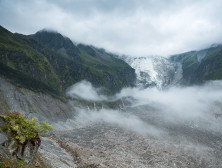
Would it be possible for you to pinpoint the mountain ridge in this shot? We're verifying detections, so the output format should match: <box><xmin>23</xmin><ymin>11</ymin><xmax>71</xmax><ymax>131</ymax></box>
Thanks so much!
<box><xmin>170</xmin><ymin>45</ymin><xmax>222</xmax><ymax>85</ymax></box>
<box><xmin>116</xmin><ymin>44</ymin><xmax>222</xmax><ymax>89</ymax></box>
<box><xmin>0</xmin><ymin>25</ymin><xmax>136</xmax><ymax>97</ymax></box>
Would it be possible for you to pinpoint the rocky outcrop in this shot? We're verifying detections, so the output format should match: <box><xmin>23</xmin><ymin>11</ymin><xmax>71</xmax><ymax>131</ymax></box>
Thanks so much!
<box><xmin>0</xmin><ymin>114</ymin><xmax>41</xmax><ymax>167</ymax></box>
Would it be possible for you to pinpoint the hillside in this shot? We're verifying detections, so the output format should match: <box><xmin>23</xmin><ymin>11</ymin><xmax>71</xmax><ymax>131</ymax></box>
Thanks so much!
<box><xmin>0</xmin><ymin>26</ymin><xmax>62</xmax><ymax>97</ymax></box>
<box><xmin>0</xmin><ymin>26</ymin><xmax>136</xmax><ymax>97</ymax></box>
<box><xmin>170</xmin><ymin>45</ymin><xmax>222</xmax><ymax>84</ymax></box>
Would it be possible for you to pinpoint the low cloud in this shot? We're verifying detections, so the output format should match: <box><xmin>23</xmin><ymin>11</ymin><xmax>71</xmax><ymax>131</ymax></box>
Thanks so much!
<box><xmin>75</xmin><ymin>108</ymin><xmax>162</xmax><ymax>136</ymax></box>
<box><xmin>118</xmin><ymin>81</ymin><xmax>222</xmax><ymax>121</ymax></box>
<box><xmin>66</xmin><ymin>80</ymin><xmax>107</xmax><ymax>101</ymax></box>
<box><xmin>65</xmin><ymin>80</ymin><xmax>222</xmax><ymax>135</ymax></box>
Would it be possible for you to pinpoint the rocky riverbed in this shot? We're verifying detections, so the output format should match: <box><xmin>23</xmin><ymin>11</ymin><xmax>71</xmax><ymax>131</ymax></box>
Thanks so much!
<box><xmin>41</xmin><ymin>104</ymin><xmax>222</xmax><ymax>168</ymax></box>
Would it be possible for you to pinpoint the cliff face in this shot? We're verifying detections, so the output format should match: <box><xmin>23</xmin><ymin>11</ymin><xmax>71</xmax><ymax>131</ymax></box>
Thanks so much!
<box><xmin>0</xmin><ymin>77</ymin><xmax>75</xmax><ymax>122</ymax></box>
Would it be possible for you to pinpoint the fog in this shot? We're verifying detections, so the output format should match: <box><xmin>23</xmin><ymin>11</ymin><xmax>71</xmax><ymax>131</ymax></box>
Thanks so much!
<box><xmin>62</xmin><ymin>80</ymin><xmax>222</xmax><ymax>136</ymax></box>
<box><xmin>66</xmin><ymin>80</ymin><xmax>107</xmax><ymax>101</ymax></box>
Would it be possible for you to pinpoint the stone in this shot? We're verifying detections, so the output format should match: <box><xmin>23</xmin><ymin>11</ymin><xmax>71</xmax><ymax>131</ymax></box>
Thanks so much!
<box><xmin>0</xmin><ymin>133</ymin><xmax>7</xmax><ymax>144</ymax></box>
<box><xmin>5</xmin><ymin>138</ymin><xmax>41</xmax><ymax>164</ymax></box>
<box><xmin>23</xmin><ymin>139</ymin><xmax>41</xmax><ymax>163</ymax></box>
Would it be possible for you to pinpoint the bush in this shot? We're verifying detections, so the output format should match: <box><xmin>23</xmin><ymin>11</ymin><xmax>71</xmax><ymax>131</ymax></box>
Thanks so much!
<box><xmin>29</xmin><ymin>117</ymin><xmax>54</xmax><ymax>136</ymax></box>
<box><xmin>0</xmin><ymin>112</ymin><xmax>53</xmax><ymax>142</ymax></box>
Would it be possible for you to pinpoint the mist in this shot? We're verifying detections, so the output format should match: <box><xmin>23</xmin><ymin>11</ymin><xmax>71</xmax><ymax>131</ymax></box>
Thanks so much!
<box><xmin>62</xmin><ymin>80</ymin><xmax>222</xmax><ymax>136</ymax></box>
<box><xmin>66</xmin><ymin>80</ymin><xmax>108</xmax><ymax>101</ymax></box>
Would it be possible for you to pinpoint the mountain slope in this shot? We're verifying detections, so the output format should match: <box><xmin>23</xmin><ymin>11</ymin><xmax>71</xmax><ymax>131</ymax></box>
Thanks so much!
<box><xmin>0</xmin><ymin>26</ymin><xmax>62</xmax><ymax>96</ymax></box>
<box><xmin>170</xmin><ymin>45</ymin><xmax>222</xmax><ymax>84</ymax></box>
<box><xmin>0</xmin><ymin>26</ymin><xmax>136</xmax><ymax>96</ymax></box>
<box><xmin>31</xmin><ymin>30</ymin><xmax>135</xmax><ymax>93</ymax></box>
<box><xmin>32</xmin><ymin>30</ymin><xmax>80</xmax><ymax>59</ymax></box>
<box><xmin>117</xmin><ymin>44</ymin><xmax>222</xmax><ymax>89</ymax></box>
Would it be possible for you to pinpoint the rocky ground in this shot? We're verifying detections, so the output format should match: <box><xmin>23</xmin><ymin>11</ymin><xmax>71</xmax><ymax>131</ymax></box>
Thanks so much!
<box><xmin>40</xmin><ymin>106</ymin><xmax>222</xmax><ymax>168</ymax></box>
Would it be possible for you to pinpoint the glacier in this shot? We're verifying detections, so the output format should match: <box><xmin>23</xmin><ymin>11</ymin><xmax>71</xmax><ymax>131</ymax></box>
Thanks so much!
<box><xmin>118</xmin><ymin>55</ymin><xmax>183</xmax><ymax>89</ymax></box>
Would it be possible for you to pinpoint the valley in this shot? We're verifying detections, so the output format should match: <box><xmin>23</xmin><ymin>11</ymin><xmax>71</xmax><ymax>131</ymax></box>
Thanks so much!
<box><xmin>0</xmin><ymin>25</ymin><xmax>222</xmax><ymax>168</ymax></box>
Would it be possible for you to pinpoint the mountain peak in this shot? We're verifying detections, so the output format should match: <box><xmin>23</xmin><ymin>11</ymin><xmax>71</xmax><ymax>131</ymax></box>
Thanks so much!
<box><xmin>36</xmin><ymin>28</ymin><xmax>58</xmax><ymax>34</ymax></box>
<box><xmin>32</xmin><ymin>29</ymin><xmax>80</xmax><ymax>58</ymax></box>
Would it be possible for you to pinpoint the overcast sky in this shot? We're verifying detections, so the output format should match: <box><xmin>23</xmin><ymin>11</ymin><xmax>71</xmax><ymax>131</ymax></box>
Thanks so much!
<box><xmin>1</xmin><ymin>0</ymin><xmax>222</xmax><ymax>57</ymax></box>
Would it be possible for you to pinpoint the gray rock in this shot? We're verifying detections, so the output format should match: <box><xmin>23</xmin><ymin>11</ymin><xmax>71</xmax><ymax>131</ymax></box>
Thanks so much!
<box><xmin>6</xmin><ymin>138</ymin><xmax>41</xmax><ymax>164</ymax></box>
<box><xmin>0</xmin><ymin>77</ymin><xmax>76</xmax><ymax>122</ymax></box>
<box><xmin>23</xmin><ymin>139</ymin><xmax>41</xmax><ymax>163</ymax></box>
<box><xmin>39</xmin><ymin>137</ymin><xmax>77</xmax><ymax>168</ymax></box>
<box><xmin>0</xmin><ymin>117</ymin><xmax>5</xmax><ymax>127</ymax></box>
<box><xmin>0</xmin><ymin>132</ymin><xmax>7</xmax><ymax>144</ymax></box>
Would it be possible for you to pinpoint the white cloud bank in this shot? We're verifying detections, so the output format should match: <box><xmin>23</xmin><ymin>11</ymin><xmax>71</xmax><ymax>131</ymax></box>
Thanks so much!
<box><xmin>1</xmin><ymin>0</ymin><xmax>222</xmax><ymax>56</ymax></box>
<box><xmin>66</xmin><ymin>80</ymin><xmax>107</xmax><ymax>101</ymax></box>
<box><xmin>65</xmin><ymin>80</ymin><xmax>222</xmax><ymax>135</ymax></box>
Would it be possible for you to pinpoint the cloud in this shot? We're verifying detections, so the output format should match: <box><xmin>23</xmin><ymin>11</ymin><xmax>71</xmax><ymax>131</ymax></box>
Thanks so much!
<box><xmin>64</xmin><ymin>80</ymin><xmax>222</xmax><ymax>135</ymax></box>
<box><xmin>66</xmin><ymin>80</ymin><xmax>107</xmax><ymax>101</ymax></box>
<box><xmin>1</xmin><ymin>0</ymin><xmax>222</xmax><ymax>56</ymax></box>
<box><xmin>75</xmin><ymin>108</ymin><xmax>162</xmax><ymax>136</ymax></box>
<box><xmin>117</xmin><ymin>81</ymin><xmax>222</xmax><ymax>121</ymax></box>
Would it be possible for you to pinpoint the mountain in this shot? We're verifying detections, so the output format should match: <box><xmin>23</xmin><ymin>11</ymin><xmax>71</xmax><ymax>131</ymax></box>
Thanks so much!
<box><xmin>170</xmin><ymin>44</ymin><xmax>222</xmax><ymax>85</ymax></box>
<box><xmin>32</xmin><ymin>30</ymin><xmax>80</xmax><ymax>59</ymax></box>
<box><xmin>0</xmin><ymin>26</ymin><xmax>62</xmax><ymax>96</ymax></box>
<box><xmin>0</xmin><ymin>25</ymin><xmax>136</xmax><ymax>97</ymax></box>
<box><xmin>116</xmin><ymin>55</ymin><xmax>180</xmax><ymax>88</ymax></box>
<box><xmin>117</xmin><ymin>44</ymin><xmax>222</xmax><ymax>89</ymax></box>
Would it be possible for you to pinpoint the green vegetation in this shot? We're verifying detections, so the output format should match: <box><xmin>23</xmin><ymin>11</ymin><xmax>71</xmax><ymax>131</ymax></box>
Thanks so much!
<box><xmin>0</xmin><ymin>112</ymin><xmax>53</xmax><ymax>142</ymax></box>
<box><xmin>0</xmin><ymin>153</ymin><xmax>51</xmax><ymax>168</ymax></box>
<box><xmin>199</xmin><ymin>46</ymin><xmax>222</xmax><ymax>80</ymax></box>
<box><xmin>28</xmin><ymin>118</ymin><xmax>53</xmax><ymax>136</ymax></box>
<box><xmin>0</xmin><ymin>156</ymin><xmax>28</xmax><ymax>168</ymax></box>
<box><xmin>30</xmin><ymin>29</ymin><xmax>136</xmax><ymax>93</ymax></box>
<box><xmin>174</xmin><ymin>45</ymin><xmax>222</xmax><ymax>84</ymax></box>
<box><xmin>0</xmin><ymin>25</ymin><xmax>135</xmax><ymax>98</ymax></box>
<box><xmin>0</xmin><ymin>26</ymin><xmax>62</xmax><ymax>97</ymax></box>
<box><xmin>1</xmin><ymin>112</ymin><xmax>39</xmax><ymax>142</ymax></box>
<box><xmin>182</xmin><ymin>54</ymin><xmax>199</xmax><ymax>82</ymax></box>
<box><xmin>0</xmin><ymin>112</ymin><xmax>53</xmax><ymax>168</ymax></box>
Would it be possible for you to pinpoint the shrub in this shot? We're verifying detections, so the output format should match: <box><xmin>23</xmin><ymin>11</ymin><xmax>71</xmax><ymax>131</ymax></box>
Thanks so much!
<box><xmin>0</xmin><ymin>112</ymin><xmax>53</xmax><ymax>142</ymax></box>
<box><xmin>29</xmin><ymin>117</ymin><xmax>54</xmax><ymax>136</ymax></box>
<box><xmin>1</xmin><ymin>112</ymin><xmax>38</xmax><ymax>143</ymax></box>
